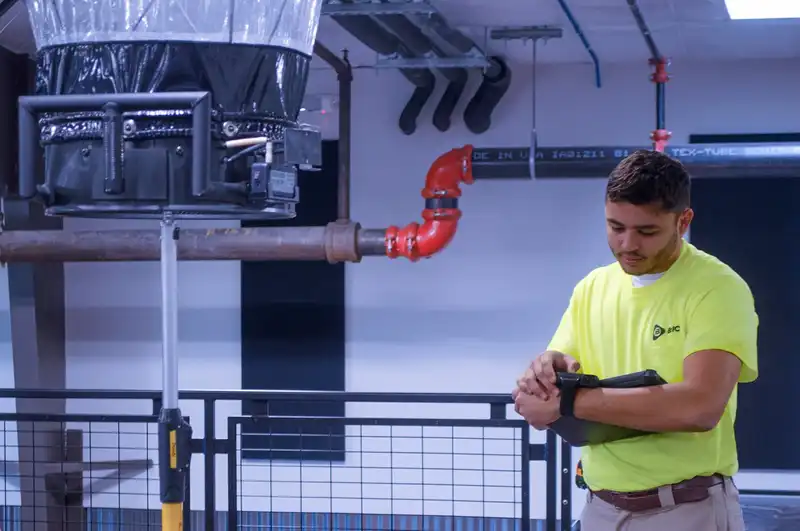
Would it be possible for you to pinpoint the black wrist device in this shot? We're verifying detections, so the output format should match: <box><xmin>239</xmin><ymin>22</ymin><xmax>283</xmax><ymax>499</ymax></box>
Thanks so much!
<box><xmin>555</xmin><ymin>373</ymin><xmax>600</xmax><ymax>417</ymax></box>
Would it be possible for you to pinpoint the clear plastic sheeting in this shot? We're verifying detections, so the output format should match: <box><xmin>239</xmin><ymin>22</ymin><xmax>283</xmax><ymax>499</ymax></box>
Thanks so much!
<box><xmin>25</xmin><ymin>0</ymin><xmax>323</xmax><ymax>55</ymax></box>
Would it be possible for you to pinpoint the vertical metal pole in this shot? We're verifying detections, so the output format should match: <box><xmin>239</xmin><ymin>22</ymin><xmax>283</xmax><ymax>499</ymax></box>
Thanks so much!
<box><xmin>161</xmin><ymin>215</ymin><xmax>179</xmax><ymax>410</ymax></box>
<box><xmin>158</xmin><ymin>214</ymin><xmax>187</xmax><ymax>531</ymax></box>
<box><xmin>337</xmin><ymin>50</ymin><xmax>353</xmax><ymax>221</ymax></box>
<box><xmin>528</xmin><ymin>39</ymin><xmax>538</xmax><ymax>180</ymax></box>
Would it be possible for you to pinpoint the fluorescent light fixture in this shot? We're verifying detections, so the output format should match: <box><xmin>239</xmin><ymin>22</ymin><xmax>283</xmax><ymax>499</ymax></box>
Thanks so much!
<box><xmin>725</xmin><ymin>0</ymin><xmax>800</xmax><ymax>20</ymax></box>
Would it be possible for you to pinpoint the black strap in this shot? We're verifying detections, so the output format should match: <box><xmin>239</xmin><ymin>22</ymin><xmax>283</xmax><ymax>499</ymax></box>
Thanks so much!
<box><xmin>557</xmin><ymin>373</ymin><xmax>581</xmax><ymax>417</ymax></box>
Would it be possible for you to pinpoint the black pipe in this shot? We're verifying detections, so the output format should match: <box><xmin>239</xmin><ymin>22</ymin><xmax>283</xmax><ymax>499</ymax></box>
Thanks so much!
<box><xmin>656</xmin><ymin>81</ymin><xmax>665</xmax><ymax>131</ymax></box>
<box><xmin>374</xmin><ymin>12</ymin><xmax>468</xmax><ymax>132</ymax></box>
<box><xmin>410</xmin><ymin>12</ymin><xmax>513</xmax><ymax>135</ymax></box>
<box><xmin>331</xmin><ymin>7</ymin><xmax>435</xmax><ymax>135</ymax></box>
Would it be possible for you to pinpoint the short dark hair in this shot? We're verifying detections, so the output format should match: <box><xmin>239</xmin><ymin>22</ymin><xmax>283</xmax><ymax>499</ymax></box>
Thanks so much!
<box><xmin>606</xmin><ymin>150</ymin><xmax>690</xmax><ymax>212</ymax></box>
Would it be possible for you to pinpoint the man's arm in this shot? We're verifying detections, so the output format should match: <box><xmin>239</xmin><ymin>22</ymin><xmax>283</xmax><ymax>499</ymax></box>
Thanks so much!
<box><xmin>572</xmin><ymin>276</ymin><xmax>758</xmax><ymax>433</ymax></box>
<box><xmin>574</xmin><ymin>349</ymin><xmax>741</xmax><ymax>432</ymax></box>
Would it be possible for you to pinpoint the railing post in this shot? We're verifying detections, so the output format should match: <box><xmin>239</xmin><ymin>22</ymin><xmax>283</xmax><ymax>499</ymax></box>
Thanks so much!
<box><xmin>203</xmin><ymin>398</ymin><xmax>216</xmax><ymax>531</ymax></box>
<box><xmin>545</xmin><ymin>430</ymin><xmax>557</xmax><ymax>531</ymax></box>
<box><xmin>63</xmin><ymin>429</ymin><xmax>84</xmax><ymax>531</ymax></box>
<box><xmin>560</xmin><ymin>438</ymin><xmax>573</xmax><ymax>530</ymax></box>
<box><xmin>184</xmin><ymin>462</ymin><xmax>192</xmax><ymax>531</ymax></box>
<box><xmin>227</xmin><ymin>418</ymin><xmax>238</xmax><ymax>531</ymax></box>
<box><xmin>520</xmin><ymin>426</ymin><xmax>531</xmax><ymax>531</ymax></box>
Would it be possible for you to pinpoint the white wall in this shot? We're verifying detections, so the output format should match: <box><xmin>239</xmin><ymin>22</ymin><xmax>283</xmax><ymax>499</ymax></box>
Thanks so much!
<box><xmin>2</xmin><ymin>56</ymin><xmax>799</xmax><ymax>520</ymax></box>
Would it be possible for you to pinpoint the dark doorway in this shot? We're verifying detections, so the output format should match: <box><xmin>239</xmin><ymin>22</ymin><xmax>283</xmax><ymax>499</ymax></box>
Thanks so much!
<box><xmin>240</xmin><ymin>140</ymin><xmax>346</xmax><ymax>462</ymax></box>
<box><xmin>691</xmin><ymin>177</ymin><xmax>800</xmax><ymax>470</ymax></box>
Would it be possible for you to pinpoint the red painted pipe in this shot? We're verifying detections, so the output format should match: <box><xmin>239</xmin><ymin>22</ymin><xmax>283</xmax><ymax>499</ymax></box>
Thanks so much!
<box><xmin>385</xmin><ymin>145</ymin><xmax>474</xmax><ymax>261</ymax></box>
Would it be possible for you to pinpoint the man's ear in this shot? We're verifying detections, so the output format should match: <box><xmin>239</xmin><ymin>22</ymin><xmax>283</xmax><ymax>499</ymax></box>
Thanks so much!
<box><xmin>678</xmin><ymin>208</ymin><xmax>694</xmax><ymax>235</ymax></box>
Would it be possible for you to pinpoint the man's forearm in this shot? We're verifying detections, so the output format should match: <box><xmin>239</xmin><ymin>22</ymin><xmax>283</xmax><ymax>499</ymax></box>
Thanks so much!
<box><xmin>573</xmin><ymin>383</ymin><xmax>720</xmax><ymax>433</ymax></box>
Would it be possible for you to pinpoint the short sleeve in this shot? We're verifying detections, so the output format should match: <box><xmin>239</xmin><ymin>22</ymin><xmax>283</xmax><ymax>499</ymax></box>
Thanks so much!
<box><xmin>547</xmin><ymin>285</ymin><xmax>582</xmax><ymax>362</ymax></box>
<box><xmin>685</xmin><ymin>276</ymin><xmax>759</xmax><ymax>383</ymax></box>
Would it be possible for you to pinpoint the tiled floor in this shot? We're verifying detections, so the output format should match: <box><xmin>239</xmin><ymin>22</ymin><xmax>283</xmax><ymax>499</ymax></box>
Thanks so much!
<box><xmin>742</xmin><ymin>495</ymin><xmax>800</xmax><ymax>531</ymax></box>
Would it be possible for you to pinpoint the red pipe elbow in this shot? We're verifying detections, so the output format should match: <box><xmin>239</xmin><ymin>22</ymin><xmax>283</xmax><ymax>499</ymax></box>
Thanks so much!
<box><xmin>385</xmin><ymin>145</ymin><xmax>474</xmax><ymax>261</ymax></box>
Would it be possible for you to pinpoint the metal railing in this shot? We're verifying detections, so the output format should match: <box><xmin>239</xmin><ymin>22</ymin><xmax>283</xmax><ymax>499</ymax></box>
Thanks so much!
<box><xmin>0</xmin><ymin>389</ymin><xmax>575</xmax><ymax>531</ymax></box>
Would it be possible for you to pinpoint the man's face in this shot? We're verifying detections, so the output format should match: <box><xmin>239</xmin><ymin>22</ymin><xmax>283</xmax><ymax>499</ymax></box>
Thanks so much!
<box><xmin>605</xmin><ymin>200</ymin><xmax>693</xmax><ymax>275</ymax></box>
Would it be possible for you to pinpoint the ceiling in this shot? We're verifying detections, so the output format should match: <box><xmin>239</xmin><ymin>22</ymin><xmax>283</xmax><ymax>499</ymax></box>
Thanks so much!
<box><xmin>312</xmin><ymin>0</ymin><xmax>800</xmax><ymax>69</ymax></box>
<box><xmin>1</xmin><ymin>0</ymin><xmax>799</xmax><ymax>67</ymax></box>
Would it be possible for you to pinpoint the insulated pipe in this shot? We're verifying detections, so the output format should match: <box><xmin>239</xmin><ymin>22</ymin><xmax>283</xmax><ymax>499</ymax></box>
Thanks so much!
<box><xmin>0</xmin><ymin>147</ymin><xmax>475</xmax><ymax>263</ymax></box>
<box><xmin>408</xmin><ymin>12</ymin><xmax>512</xmax><ymax>134</ymax></box>
<box><xmin>330</xmin><ymin>5</ymin><xmax>436</xmax><ymax>135</ymax></box>
<box><xmin>313</xmin><ymin>43</ymin><xmax>353</xmax><ymax>220</ymax></box>
<box><xmin>372</xmin><ymin>12</ymin><xmax>468</xmax><ymax>132</ymax></box>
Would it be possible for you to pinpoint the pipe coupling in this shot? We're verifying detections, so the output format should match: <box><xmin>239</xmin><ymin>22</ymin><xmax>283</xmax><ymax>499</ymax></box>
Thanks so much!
<box><xmin>324</xmin><ymin>220</ymin><xmax>361</xmax><ymax>263</ymax></box>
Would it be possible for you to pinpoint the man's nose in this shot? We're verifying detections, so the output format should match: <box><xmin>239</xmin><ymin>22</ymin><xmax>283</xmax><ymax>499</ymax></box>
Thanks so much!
<box><xmin>619</xmin><ymin>232</ymin><xmax>640</xmax><ymax>252</ymax></box>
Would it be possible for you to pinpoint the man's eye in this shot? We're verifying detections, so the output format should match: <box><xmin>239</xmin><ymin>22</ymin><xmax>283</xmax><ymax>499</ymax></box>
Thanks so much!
<box><xmin>639</xmin><ymin>230</ymin><xmax>658</xmax><ymax>236</ymax></box>
<box><xmin>610</xmin><ymin>226</ymin><xmax>624</xmax><ymax>233</ymax></box>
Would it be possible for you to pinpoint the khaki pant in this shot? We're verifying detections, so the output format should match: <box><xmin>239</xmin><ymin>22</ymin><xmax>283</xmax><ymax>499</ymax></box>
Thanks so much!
<box><xmin>580</xmin><ymin>477</ymin><xmax>745</xmax><ymax>531</ymax></box>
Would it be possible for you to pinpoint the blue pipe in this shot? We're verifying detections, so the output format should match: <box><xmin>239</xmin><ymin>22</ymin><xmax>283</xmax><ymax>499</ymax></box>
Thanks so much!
<box><xmin>555</xmin><ymin>0</ymin><xmax>602</xmax><ymax>88</ymax></box>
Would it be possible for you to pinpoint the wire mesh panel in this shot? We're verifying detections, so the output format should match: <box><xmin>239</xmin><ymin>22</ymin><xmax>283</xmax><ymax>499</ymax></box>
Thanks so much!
<box><xmin>0</xmin><ymin>413</ymin><xmax>163</xmax><ymax>531</ymax></box>
<box><xmin>227</xmin><ymin>416</ymin><xmax>529</xmax><ymax>531</ymax></box>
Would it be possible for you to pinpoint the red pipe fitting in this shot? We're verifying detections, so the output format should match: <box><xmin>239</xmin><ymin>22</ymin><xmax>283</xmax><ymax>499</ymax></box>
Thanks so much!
<box><xmin>385</xmin><ymin>145</ymin><xmax>474</xmax><ymax>261</ymax></box>
<box><xmin>651</xmin><ymin>129</ymin><xmax>671</xmax><ymax>153</ymax></box>
<box><xmin>649</xmin><ymin>57</ymin><xmax>670</xmax><ymax>84</ymax></box>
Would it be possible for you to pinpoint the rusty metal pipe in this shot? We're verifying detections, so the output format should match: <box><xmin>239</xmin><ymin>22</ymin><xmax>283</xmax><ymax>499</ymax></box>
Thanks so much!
<box><xmin>0</xmin><ymin>223</ymin><xmax>369</xmax><ymax>263</ymax></box>
<box><xmin>313</xmin><ymin>42</ymin><xmax>353</xmax><ymax>221</ymax></box>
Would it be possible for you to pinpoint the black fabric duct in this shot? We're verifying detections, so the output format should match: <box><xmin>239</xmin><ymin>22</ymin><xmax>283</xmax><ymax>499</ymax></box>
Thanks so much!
<box><xmin>331</xmin><ymin>13</ymin><xmax>435</xmax><ymax>135</ymax></box>
<box><xmin>35</xmin><ymin>42</ymin><xmax>311</xmax><ymax>126</ymax></box>
<box><xmin>411</xmin><ymin>12</ymin><xmax>512</xmax><ymax>135</ymax></box>
<box><xmin>373</xmin><ymin>13</ymin><xmax>468</xmax><ymax>132</ymax></box>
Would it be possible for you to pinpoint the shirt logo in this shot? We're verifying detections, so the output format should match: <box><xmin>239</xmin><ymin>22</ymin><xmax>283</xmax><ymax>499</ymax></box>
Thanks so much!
<box><xmin>652</xmin><ymin>324</ymin><xmax>680</xmax><ymax>341</ymax></box>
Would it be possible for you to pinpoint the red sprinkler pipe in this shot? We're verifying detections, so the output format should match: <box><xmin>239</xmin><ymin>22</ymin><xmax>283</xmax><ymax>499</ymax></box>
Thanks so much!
<box><xmin>385</xmin><ymin>145</ymin><xmax>474</xmax><ymax>261</ymax></box>
<box><xmin>649</xmin><ymin>57</ymin><xmax>671</xmax><ymax>152</ymax></box>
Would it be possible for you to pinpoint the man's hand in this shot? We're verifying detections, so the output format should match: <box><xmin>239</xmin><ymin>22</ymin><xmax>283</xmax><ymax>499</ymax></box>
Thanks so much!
<box><xmin>514</xmin><ymin>390</ymin><xmax>561</xmax><ymax>430</ymax></box>
<box><xmin>516</xmin><ymin>350</ymin><xmax>580</xmax><ymax>400</ymax></box>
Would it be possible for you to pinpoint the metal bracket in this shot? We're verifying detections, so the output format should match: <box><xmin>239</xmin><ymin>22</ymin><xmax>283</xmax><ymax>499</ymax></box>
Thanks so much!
<box><xmin>488</xmin><ymin>26</ymin><xmax>564</xmax><ymax>180</ymax></box>
<box><xmin>490</xmin><ymin>26</ymin><xmax>564</xmax><ymax>41</ymax></box>
<box><xmin>374</xmin><ymin>54</ymin><xmax>490</xmax><ymax>69</ymax></box>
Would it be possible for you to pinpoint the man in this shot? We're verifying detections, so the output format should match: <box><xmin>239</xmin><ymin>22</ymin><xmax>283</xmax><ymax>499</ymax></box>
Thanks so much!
<box><xmin>513</xmin><ymin>150</ymin><xmax>758</xmax><ymax>531</ymax></box>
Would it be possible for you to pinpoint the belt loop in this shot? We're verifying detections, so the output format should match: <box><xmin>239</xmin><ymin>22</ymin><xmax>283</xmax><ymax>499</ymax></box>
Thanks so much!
<box><xmin>657</xmin><ymin>486</ymin><xmax>676</xmax><ymax>507</ymax></box>
<box><xmin>722</xmin><ymin>476</ymin><xmax>733</xmax><ymax>493</ymax></box>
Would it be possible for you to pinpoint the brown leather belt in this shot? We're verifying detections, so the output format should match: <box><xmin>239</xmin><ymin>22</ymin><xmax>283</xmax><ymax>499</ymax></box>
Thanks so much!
<box><xmin>591</xmin><ymin>475</ymin><xmax>723</xmax><ymax>513</ymax></box>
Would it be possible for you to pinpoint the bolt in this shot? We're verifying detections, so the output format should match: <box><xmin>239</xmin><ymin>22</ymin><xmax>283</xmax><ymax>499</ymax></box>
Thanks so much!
<box><xmin>223</xmin><ymin>121</ymin><xmax>239</xmax><ymax>138</ymax></box>
<box><xmin>176</xmin><ymin>146</ymin><xmax>184</xmax><ymax>156</ymax></box>
<box><xmin>562</xmin><ymin>468</ymin><xmax>568</xmax><ymax>474</ymax></box>
<box><xmin>562</xmin><ymin>500</ymin><xmax>569</xmax><ymax>506</ymax></box>
<box><xmin>81</xmin><ymin>147</ymin><xmax>91</xmax><ymax>158</ymax></box>
<box><xmin>123</xmin><ymin>119</ymin><xmax>136</xmax><ymax>135</ymax></box>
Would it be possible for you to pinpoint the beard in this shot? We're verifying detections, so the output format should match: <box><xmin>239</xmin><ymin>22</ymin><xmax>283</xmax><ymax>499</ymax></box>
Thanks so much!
<box><xmin>614</xmin><ymin>230</ymin><xmax>682</xmax><ymax>275</ymax></box>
